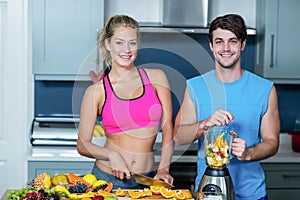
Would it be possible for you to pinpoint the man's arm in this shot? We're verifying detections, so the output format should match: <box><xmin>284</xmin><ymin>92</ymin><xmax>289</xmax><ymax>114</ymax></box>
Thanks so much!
<box><xmin>232</xmin><ymin>86</ymin><xmax>280</xmax><ymax>160</ymax></box>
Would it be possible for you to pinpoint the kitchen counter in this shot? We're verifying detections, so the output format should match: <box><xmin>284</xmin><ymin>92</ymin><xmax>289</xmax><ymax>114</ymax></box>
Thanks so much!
<box><xmin>27</xmin><ymin>134</ymin><xmax>300</xmax><ymax>163</ymax></box>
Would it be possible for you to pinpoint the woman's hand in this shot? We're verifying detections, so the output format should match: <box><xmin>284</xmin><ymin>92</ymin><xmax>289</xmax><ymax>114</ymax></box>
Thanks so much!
<box><xmin>107</xmin><ymin>151</ymin><xmax>131</xmax><ymax>179</ymax></box>
<box><xmin>154</xmin><ymin>169</ymin><xmax>174</xmax><ymax>185</ymax></box>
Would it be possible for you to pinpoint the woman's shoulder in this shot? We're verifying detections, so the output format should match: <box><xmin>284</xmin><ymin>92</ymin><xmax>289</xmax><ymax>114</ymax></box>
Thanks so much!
<box><xmin>142</xmin><ymin>68</ymin><xmax>166</xmax><ymax>80</ymax></box>
<box><xmin>84</xmin><ymin>80</ymin><xmax>105</xmax><ymax>98</ymax></box>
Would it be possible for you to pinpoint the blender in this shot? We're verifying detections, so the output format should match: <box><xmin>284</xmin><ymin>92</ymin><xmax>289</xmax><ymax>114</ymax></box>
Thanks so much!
<box><xmin>196</xmin><ymin>126</ymin><xmax>235</xmax><ymax>200</ymax></box>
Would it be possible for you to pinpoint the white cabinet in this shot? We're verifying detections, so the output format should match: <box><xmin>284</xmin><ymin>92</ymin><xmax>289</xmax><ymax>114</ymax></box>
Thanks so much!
<box><xmin>32</xmin><ymin>0</ymin><xmax>104</xmax><ymax>80</ymax></box>
<box><xmin>255</xmin><ymin>0</ymin><xmax>300</xmax><ymax>83</ymax></box>
<box><xmin>28</xmin><ymin>161</ymin><xmax>94</xmax><ymax>180</ymax></box>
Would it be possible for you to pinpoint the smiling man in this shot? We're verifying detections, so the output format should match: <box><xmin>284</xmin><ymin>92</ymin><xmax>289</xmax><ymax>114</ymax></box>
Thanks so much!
<box><xmin>173</xmin><ymin>14</ymin><xmax>280</xmax><ymax>200</ymax></box>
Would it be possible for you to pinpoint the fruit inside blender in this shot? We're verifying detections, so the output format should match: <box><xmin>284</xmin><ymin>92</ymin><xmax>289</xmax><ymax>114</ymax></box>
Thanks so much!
<box><xmin>205</xmin><ymin>128</ymin><xmax>233</xmax><ymax>170</ymax></box>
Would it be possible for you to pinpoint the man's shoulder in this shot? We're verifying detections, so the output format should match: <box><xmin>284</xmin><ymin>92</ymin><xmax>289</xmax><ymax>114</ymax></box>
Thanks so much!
<box><xmin>246</xmin><ymin>70</ymin><xmax>273</xmax><ymax>85</ymax></box>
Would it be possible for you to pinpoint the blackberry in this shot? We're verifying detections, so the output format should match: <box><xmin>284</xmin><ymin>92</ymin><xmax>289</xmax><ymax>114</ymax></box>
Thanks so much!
<box><xmin>68</xmin><ymin>182</ymin><xmax>88</xmax><ymax>193</ymax></box>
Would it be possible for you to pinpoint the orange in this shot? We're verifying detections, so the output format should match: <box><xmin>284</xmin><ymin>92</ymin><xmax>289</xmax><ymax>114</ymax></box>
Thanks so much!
<box><xmin>182</xmin><ymin>190</ymin><xmax>193</xmax><ymax>199</ymax></box>
<box><xmin>174</xmin><ymin>190</ymin><xmax>185</xmax><ymax>200</ymax></box>
<box><xmin>128</xmin><ymin>190</ymin><xmax>143</xmax><ymax>199</ymax></box>
<box><xmin>142</xmin><ymin>188</ymin><xmax>152</xmax><ymax>197</ymax></box>
<box><xmin>115</xmin><ymin>187</ymin><xmax>125</xmax><ymax>197</ymax></box>
<box><xmin>150</xmin><ymin>185</ymin><xmax>162</xmax><ymax>195</ymax></box>
<box><xmin>160</xmin><ymin>187</ymin><xmax>175</xmax><ymax>198</ymax></box>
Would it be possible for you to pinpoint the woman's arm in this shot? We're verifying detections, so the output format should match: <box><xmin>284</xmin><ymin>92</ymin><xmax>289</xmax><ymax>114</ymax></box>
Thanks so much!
<box><xmin>147</xmin><ymin>69</ymin><xmax>174</xmax><ymax>183</ymax></box>
<box><xmin>77</xmin><ymin>82</ymin><xmax>110</xmax><ymax>160</ymax></box>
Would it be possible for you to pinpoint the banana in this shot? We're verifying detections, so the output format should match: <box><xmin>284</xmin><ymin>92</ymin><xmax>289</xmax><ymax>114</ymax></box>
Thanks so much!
<box><xmin>93</xmin><ymin>124</ymin><xmax>106</xmax><ymax>137</ymax></box>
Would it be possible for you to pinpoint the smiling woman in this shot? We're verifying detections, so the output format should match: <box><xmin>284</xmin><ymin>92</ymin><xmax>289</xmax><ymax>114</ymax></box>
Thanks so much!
<box><xmin>77</xmin><ymin>14</ymin><xmax>174</xmax><ymax>190</ymax></box>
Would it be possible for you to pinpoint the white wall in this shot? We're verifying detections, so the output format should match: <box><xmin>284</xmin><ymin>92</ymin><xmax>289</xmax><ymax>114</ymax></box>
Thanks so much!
<box><xmin>104</xmin><ymin>0</ymin><xmax>256</xmax><ymax>28</ymax></box>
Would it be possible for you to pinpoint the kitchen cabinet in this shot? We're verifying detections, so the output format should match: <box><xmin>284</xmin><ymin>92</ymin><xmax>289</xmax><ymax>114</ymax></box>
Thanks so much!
<box><xmin>255</xmin><ymin>0</ymin><xmax>300</xmax><ymax>83</ymax></box>
<box><xmin>28</xmin><ymin>161</ymin><xmax>94</xmax><ymax>180</ymax></box>
<box><xmin>261</xmin><ymin>163</ymin><xmax>300</xmax><ymax>200</ymax></box>
<box><xmin>32</xmin><ymin>0</ymin><xmax>104</xmax><ymax>80</ymax></box>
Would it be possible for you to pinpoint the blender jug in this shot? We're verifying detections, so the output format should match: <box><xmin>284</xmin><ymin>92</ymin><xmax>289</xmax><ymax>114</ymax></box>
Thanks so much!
<box><xmin>205</xmin><ymin>126</ymin><xmax>234</xmax><ymax>170</ymax></box>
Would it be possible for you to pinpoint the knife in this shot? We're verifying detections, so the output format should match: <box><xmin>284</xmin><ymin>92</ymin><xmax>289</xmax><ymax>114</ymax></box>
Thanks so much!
<box><xmin>131</xmin><ymin>173</ymin><xmax>174</xmax><ymax>188</ymax></box>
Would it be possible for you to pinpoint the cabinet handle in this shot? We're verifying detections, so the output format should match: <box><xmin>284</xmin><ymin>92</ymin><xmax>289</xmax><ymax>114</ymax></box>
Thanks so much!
<box><xmin>269</xmin><ymin>34</ymin><xmax>274</xmax><ymax>68</ymax></box>
<box><xmin>282</xmin><ymin>174</ymin><xmax>300</xmax><ymax>178</ymax></box>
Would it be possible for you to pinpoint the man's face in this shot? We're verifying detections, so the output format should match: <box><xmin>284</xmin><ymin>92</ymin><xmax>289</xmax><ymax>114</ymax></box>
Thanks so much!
<box><xmin>210</xmin><ymin>28</ymin><xmax>246</xmax><ymax>69</ymax></box>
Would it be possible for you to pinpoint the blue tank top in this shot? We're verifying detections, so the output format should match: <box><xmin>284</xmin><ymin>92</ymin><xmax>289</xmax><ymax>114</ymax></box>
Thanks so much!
<box><xmin>187</xmin><ymin>70</ymin><xmax>273</xmax><ymax>200</ymax></box>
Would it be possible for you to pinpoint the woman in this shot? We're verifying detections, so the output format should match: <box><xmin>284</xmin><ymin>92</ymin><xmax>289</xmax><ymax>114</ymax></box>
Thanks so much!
<box><xmin>77</xmin><ymin>15</ymin><xmax>174</xmax><ymax>189</ymax></box>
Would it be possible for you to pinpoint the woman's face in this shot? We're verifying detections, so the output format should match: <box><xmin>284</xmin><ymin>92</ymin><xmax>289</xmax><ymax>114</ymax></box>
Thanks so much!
<box><xmin>106</xmin><ymin>26</ymin><xmax>139</xmax><ymax>68</ymax></box>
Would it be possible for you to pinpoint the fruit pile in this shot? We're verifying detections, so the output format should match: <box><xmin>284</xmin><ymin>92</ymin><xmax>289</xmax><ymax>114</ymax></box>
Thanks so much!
<box><xmin>6</xmin><ymin>172</ymin><xmax>115</xmax><ymax>200</ymax></box>
<box><xmin>115</xmin><ymin>186</ymin><xmax>193</xmax><ymax>199</ymax></box>
<box><xmin>206</xmin><ymin>132</ymin><xmax>230</xmax><ymax>169</ymax></box>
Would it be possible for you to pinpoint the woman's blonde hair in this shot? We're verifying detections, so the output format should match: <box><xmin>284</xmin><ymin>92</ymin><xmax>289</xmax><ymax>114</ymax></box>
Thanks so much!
<box><xmin>97</xmin><ymin>15</ymin><xmax>140</xmax><ymax>68</ymax></box>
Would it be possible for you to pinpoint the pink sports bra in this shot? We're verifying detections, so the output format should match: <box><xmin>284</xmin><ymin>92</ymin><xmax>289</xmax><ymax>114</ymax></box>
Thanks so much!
<box><xmin>101</xmin><ymin>68</ymin><xmax>163</xmax><ymax>134</ymax></box>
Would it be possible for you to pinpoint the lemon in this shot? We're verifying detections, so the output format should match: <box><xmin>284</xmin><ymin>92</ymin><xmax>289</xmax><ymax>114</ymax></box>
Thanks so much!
<box><xmin>83</xmin><ymin>174</ymin><xmax>97</xmax><ymax>185</ymax></box>
<box><xmin>93</xmin><ymin>179</ymin><xmax>107</xmax><ymax>187</ymax></box>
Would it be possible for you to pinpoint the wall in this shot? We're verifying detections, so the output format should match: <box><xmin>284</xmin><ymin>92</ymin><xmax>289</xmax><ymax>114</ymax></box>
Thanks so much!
<box><xmin>104</xmin><ymin>0</ymin><xmax>256</xmax><ymax>28</ymax></box>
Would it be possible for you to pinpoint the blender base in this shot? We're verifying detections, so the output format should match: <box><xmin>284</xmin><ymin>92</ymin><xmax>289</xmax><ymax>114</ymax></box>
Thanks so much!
<box><xmin>197</xmin><ymin>167</ymin><xmax>235</xmax><ymax>200</ymax></box>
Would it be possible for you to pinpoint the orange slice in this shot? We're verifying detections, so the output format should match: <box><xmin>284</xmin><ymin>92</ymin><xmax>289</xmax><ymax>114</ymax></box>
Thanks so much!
<box><xmin>174</xmin><ymin>190</ymin><xmax>185</xmax><ymax>200</ymax></box>
<box><xmin>128</xmin><ymin>190</ymin><xmax>143</xmax><ymax>199</ymax></box>
<box><xmin>115</xmin><ymin>187</ymin><xmax>125</xmax><ymax>197</ymax></box>
<box><xmin>160</xmin><ymin>187</ymin><xmax>175</xmax><ymax>198</ymax></box>
<box><xmin>150</xmin><ymin>185</ymin><xmax>162</xmax><ymax>195</ymax></box>
<box><xmin>182</xmin><ymin>190</ymin><xmax>193</xmax><ymax>199</ymax></box>
<box><xmin>142</xmin><ymin>188</ymin><xmax>152</xmax><ymax>197</ymax></box>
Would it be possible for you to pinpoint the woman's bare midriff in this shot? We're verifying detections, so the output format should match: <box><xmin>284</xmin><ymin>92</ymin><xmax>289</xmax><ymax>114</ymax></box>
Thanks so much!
<box><xmin>96</xmin><ymin>127</ymin><xmax>158</xmax><ymax>175</ymax></box>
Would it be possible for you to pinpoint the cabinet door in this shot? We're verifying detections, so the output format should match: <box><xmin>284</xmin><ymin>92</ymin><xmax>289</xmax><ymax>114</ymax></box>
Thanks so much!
<box><xmin>32</xmin><ymin>0</ymin><xmax>104</xmax><ymax>78</ymax></box>
<box><xmin>256</xmin><ymin>0</ymin><xmax>300</xmax><ymax>81</ymax></box>
<box><xmin>28</xmin><ymin>161</ymin><xmax>94</xmax><ymax>180</ymax></box>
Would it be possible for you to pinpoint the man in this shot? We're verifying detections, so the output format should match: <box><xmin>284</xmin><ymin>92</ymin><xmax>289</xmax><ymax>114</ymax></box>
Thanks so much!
<box><xmin>173</xmin><ymin>14</ymin><xmax>280</xmax><ymax>200</ymax></box>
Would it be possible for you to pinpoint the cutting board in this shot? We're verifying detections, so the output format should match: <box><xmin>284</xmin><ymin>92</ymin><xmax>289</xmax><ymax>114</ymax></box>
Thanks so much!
<box><xmin>116</xmin><ymin>190</ymin><xmax>194</xmax><ymax>200</ymax></box>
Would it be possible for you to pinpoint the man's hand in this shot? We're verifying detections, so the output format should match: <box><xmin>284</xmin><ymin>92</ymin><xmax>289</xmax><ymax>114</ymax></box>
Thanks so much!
<box><xmin>90</xmin><ymin>70</ymin><xmax>105</xmax><ymax>83</ymax></box>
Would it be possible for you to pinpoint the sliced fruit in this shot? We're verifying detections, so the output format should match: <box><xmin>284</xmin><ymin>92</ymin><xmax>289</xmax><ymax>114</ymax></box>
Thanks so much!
<box><xmin>92</xmin><ymin>180</ymin><xmax>107</xmax><ymax>187</ymax></box>
<box><xmin>54</xmin><ymin>185</ymin><xmax>71</xmax><ymax>195</ymax></box>
<box><xmin>33</xmin><ymin>173</ymin><xmax>52</xmax><ymax>189</ymax></box>
<box><xmin>68</xmin><ymin>193</ymin><xmax>95</xmax><ymax>200</ymax></box>
<box><xmin>115</xmin><ymin>187</ymin><xmax>125</xmax><ymax>197</ymax></box>
<box><xmin>160</xmin><ymin>188</ymin><xmax>175</xmax><ymax>198</ymax></box>
<box><xmin>215</xmin><ymin>132</ymin><xmax>224</xmax><ymax>149</ymax></box>
<box><xmin>81</xmin><ymin>197</ymin><xmax>93</xmax><ymax>200</ymax></box>
<box><xmin>51</xmin><ymin>174</ymin><xmax>69</xmax><ymax>186</ymax></box>
<box><xmin>182</xmin><ymin>190</ymin><xmax>193</xmax><ymax>199</ymax></box>
<box><xmin>128</xmin><ymin>190</ymin><xmax>143</xmax><ymax>199</ymax></box>
<box><xmin>83</xmin><ymin>174</ymin><xmax>97</xmax><ymax>185</ymax></box>
<box><xmin>174</xmin><ymin>190</ymin><xmax>185</xmax><ymax>200</ymax></box>
<box><xmin>67</xmin><ymin>172</ymin><xmax>91</xmax><ymax>186</ymax></box>
<box><xmin>89</xmin><ymin>182</ymin><xmax>113</xmax><ymax>193</ymax></box>
<box><xmin>142</xmin><ymin>188</ymin><xmax>152</xmax><ymax>197</ymax></box>
<box><xmin>103</xmin><ymin>196</ymin><xmax>118</xmax><ymax>200</ymax></box>
<box><xmin>150</xmin><ymin>185</ymin><xmax>162</xmax><ymax>195</ymax></box>
<box><xmin>95</xmin><ymin>191</ymin><xmax>115</xmax><ymax>197</ymax></box>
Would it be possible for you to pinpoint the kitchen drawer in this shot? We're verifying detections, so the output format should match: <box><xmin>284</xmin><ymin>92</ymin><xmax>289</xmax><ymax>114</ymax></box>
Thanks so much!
<box><xmin>262</xmin><ymin>163</ymin><xmax>300</xmax><ymax>189</ymax></box>
<box><xmin>266</xmin><ymin>189</ymin><xmax>300</xmax><ymax>200</ymax></box>
<box><xmin>264</xmin><ymin>171</ymin><xmax>300</xmax><ymax>188</ymax></box>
